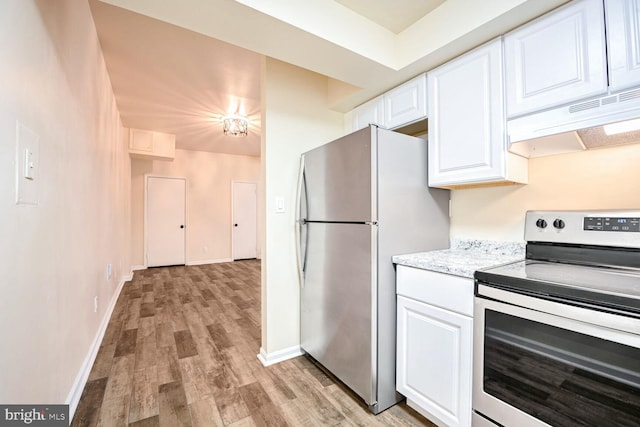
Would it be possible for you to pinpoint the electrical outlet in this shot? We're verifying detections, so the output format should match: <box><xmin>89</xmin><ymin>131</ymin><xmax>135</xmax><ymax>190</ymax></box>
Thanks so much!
<box><xmin>93</xmin><ymin>296</ymin><xmax>98</xmax><ymax>313</ymax></box>
<box><xmin>106</xmin><ymin>263</ymin><xmax>112</xmax><ymax>280</ymax></box>
<box><xmin>203</xmin><ymin>245</ymin><xmax>209</xmax><ymax>254</ymax></box>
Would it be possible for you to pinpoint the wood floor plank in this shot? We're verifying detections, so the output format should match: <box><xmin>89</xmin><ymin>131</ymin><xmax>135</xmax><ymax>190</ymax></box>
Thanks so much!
<box><xmin>114</xmin><ymin>329</ymin><xmax>138</xmax><ymax>358</ymax></box>
<box><xmin>155</xmin><ymin>321</ymin><xmax>175</xmax><ymax>349</ymax></box>
<box><xmin>250</xmin><ymin>402</ymin><xmax>290</xmax><ymax>427</ymax></box>
<box><xmin>226</xmin><ymin>417</ymin><xmax>257</xmax><ymax>427</ymax></box>
<box><xmin>193</xmin><ymin>336</ymin><xmax>224</xmax><ymax>373</ymax></box>
<box><xmin>88</xmin><ymin>344</ymin><xmax>116</xmax><ymax>381</ymax></box>
<box><xmin>140</xmin><ymin>302</ymin><xmax>155</xmax><ymax>318</ymax></box>
<box><xmin>158</xmin><ymin>381</ymin><xmax>192</xmax><ymax>427</ymax></box>
<box><xmin>101</xmin><ymin>318</ymin><xmax>124</xmax><ymax>347</ymax></box>
<box><xmin>278</xmin><ymin>399</ymin><xmax>324</xmax><ymax>427</ymax></box>
<box><xmin>70</xmin><ymin>377</ymin><xmax>108</xmax><ymax>427</ymax></box>
<box><xmin>253</xmin><ymin>366</ymin><xmax>297</xmax><ymax>405</ymax></box>
<box><xmin>206</xmin><ymin>323</ymin><xmax>233</xmax><ymax>349</ymax></box>
<box><xmin>237</xmin><ymin>382</ymin><xmax>272</xmax><ymax>412</ymax></box>
<box><xmin>221</xmin><ymin>347</ymin><xmax>257</xmax><ymax>386</ymax></box>
<box><xmin>129</xmin><ymin>415</ymin><xmax>159</xmax><ymax>427</ymax></box>
<box><xmin>97</xmin><ymin>394</ymin><xmax>131</xmax><ymax>427</ymax></box>
<box><xmin>125</xmin><ymin>298</ymin><xmax>142</xmax><ymax>330</ymax></box>
<box><xmin>182</xmin><ymin>302</ymin><xmax>211</xmax><ymax>341</ymax></box>
<box><xmin>178</xmin><ymin>355</ymin><xmax>212</xmax><ymax>404</ymax></box>
<box><xmin>135</xmin><ymin>338</ymin><xmax>157</xmax><ymax>372</ymax></box>
<box><xmin>102</xmin><ymin>354</ymin><xmax>135</xmax><ymax>403</ymax></box>
<box><xmin>188</xmin><ymin>397</ymin><xmax>224</xmax><ymax>427</ymax></box>
<box><xmin>321</xmin><ymin>383</ymin><xmax>386</xmax><ymax>427</ymax></box>
<box><xmin>213</xmin><ymin>388</ymin><xmax>251</xmax><ymax>426</ymax></box>
<box><xmin>174</xmin><ymin>330</ymin><xmax>198</xmax><ymax>359</ymax></box>
<box><xmin>128</xmin><ymin>366</ymin><xmax>158</xmax><ymax>423</ymax></box>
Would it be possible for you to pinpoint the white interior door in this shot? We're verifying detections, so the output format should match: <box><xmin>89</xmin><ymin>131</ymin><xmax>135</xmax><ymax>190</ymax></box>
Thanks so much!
<box><xmin>232</xmin><ymin>181</ymin><xmax>257</xmax><ymax>260</ymax></box>
<box><xmin>146</xmin><ymin>176</ymin><xmax>186</xmax><ymax>267</ymax></box>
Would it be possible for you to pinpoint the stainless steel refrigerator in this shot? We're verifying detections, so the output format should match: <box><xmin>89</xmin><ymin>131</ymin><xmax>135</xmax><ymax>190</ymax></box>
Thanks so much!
<box><xmin>296</xmin><ymin>125</ymin><xmax>450</xmax><ymax>413</ymax></box>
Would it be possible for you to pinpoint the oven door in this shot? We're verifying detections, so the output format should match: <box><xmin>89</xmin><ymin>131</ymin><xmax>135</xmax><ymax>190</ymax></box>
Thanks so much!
<box><xmin>473</xmin><ymin>285</ymin><xmax>640</xmax><ymax>427</ymax></box>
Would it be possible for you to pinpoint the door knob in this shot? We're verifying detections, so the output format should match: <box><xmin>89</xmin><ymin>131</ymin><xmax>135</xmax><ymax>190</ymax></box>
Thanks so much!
<box><xmin>180</xmin><ymin>225</ymin><xmax>184</xmax><ymax>229</ymax></box>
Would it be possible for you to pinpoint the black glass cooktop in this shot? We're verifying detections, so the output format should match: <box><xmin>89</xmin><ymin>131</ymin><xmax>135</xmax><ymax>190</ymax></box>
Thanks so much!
<box><xmin>475</xmin><ymin>259</ymin><xmax>640</xmax><ymax>316</ymax></box>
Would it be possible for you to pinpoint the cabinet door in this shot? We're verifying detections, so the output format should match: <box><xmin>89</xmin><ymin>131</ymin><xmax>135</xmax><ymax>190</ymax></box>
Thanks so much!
<box><xmin>428</xmin><ymin>39</ymin><xmax>506</xmax><ymax>187</ymax></box>
<box><xmin>606</xmin><ymin>0</ymin><xmax>640</xmax><ymax>92</ymax></box>
<box><xmin>153</xmin><ymin>132</ymin><xmax>176</xmax><ymax>158</ymax></box>
<box><xmin>351</xmin><ymin>96</ymin><xmax>385</xmax><ymax>131</ymax></box>
<box><xmin>130</xmin><ymin>128</ymin><xmax>154</xmax><ymax>152</ymax></box>
<box><xmin>397</xmin><ymin>296</ymin><xmax>472</xmax><ymax>427</ymax></box>
<box><xmin>384</xmin><ymin>74</ymin><xmax>427</xmax><ymax>129</ymax></box>
<box><xmin>504</xmin><ymin>0</ymin><xmax>607</xmax><ymax>118</ymax></box>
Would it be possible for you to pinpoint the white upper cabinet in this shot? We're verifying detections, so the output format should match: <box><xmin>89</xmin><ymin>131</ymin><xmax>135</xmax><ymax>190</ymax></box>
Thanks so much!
<box><xmin>129</xmin><ymin>128</ymin><xmax>176</xmax><ymax>161</ymax></box>
<box><xmin>345</xmin><ymin>74</ymin><xmax>428</xmax><ymax>133</ymax></box>
<box><xmin>345</xmin><ymin>96</ymin><xmax>385</xmax><ymax>132</ymax></box>
<box><xmin>384</xmin><ymin>74</ymin><xmax>427</xmax><ymax>129</ymax></box>
<box><xmin>428</xmin><ymin>39</ymin><xmax>527</xmax><ymax>188</ymax></box>
<box><xmin>606</xmin><ymin>0</ymin><xmax>640</xmax><ymax>92</ymax></box>
<box><xmin>504</xmin><ymin>0</ymin><xmax>607</xmax><ymax>118</ymax></box>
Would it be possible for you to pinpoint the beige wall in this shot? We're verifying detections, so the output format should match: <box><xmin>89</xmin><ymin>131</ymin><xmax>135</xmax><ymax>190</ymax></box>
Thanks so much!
<box><xmin>451</xmin><ymin>143</ymin><xmax>640</xmax><ymax>242</ymax></box>
<box><xmin>261</xmin><ymin>58</ymin><xmax>345</xmax><ymax>354</ymax></box>
<box><xmin>0</xmin><ymin>0</ymin><xmax>130</xmax><ymax>405</ymax></box>
<box><xmin>130</xmin><ymin>149</ymin><xmax>260</xmax><ymax>266</ymax></box>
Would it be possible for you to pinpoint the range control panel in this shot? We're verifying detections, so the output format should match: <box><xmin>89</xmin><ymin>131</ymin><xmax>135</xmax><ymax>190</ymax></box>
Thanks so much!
<box><xmin>524</xmin><ymin>210</ymin><xmax>640</xmax><ymax>248</ymax></box>
<box><xmin>584</xmin><ymin>217</ymin><xmax>640</xmax><ymax>232</ymax></box>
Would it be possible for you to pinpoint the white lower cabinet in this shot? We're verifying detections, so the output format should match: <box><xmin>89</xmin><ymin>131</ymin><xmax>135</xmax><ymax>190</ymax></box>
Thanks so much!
<box><xmin>396</xmin><ymin>266</ymin><xmax>473</xmax><ymax>427</ymax></box>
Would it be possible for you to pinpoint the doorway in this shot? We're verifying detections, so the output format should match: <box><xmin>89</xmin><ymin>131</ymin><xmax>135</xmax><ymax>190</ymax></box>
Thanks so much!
<box><xmin>232</xmin><ymin>181</ymin><xmax>258</xmax><ymax>260</ymax></box>
<box><xmin>145</xmin><ymin>176</ymin><xmax>186</xmax><ymax>267</ymax></box>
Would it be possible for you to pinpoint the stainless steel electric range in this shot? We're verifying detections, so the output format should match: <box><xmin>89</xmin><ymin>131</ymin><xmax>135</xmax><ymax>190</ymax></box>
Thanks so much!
<box><xmin>473</xmin><ymin>210</ymin><xmax>640</xmax><ymax>427</ymax></box>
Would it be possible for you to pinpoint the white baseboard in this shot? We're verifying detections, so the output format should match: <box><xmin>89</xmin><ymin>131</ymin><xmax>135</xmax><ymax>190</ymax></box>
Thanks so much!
<box><xmin>66</xmin><ymin>274</ymin><xmax>128</xmax><ymax>420</ymax></box>
<box><xmin>123</xmin><ymin>270</ymin><xmax>133</xmax><ymax>282</ymax></box>
<box><xmin>257</xmin><ymin>345</ymin><xmax>304</xmax><ymax>367</ymax></box>
<box><xmin>187</xmin><ymin>258</ymin><xmax>233</xmax><ymax>266</ymax></box>
<box><xmin>131</xmin><ymin>264</ymin><xmax>146</xmax><ymax>271</ymax></box>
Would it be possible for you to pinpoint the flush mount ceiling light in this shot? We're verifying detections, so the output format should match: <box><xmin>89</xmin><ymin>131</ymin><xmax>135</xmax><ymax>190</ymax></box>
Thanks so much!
<box><xmin>222</xmin><ymin>114</ymin><xmax>249</xmax><ymax>137</ymax></box>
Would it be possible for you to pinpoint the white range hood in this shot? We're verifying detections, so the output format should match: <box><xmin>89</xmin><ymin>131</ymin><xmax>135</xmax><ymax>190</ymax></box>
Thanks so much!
<box><xmin>508</xmin><ymin>85</ymin><xmax>640</xmax><ymax>158</ymax></box>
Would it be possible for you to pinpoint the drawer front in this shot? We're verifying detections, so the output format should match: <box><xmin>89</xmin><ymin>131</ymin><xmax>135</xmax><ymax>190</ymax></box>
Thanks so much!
<box><xmin>396</xmin><ymin>265</ymin><xmax>473</xmax><ymax>316</ymax></box>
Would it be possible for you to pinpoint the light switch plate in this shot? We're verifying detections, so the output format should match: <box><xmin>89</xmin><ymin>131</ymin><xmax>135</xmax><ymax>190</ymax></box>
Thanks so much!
<box><xmin>275</xmin><ymin>197</ymin><xmax>285</xmax><ymax>213</ymax></box>
<box><xmin>15</xmin><ymin>122</ymin><xmax>39</xmax><ymax>205</ymax></box>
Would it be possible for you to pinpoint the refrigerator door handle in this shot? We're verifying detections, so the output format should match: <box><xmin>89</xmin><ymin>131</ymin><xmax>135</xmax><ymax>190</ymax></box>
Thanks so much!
<box><xmin>295</xmin><ymin>155</ymin><xmax>307</xmax><ymax>285</ymax></box>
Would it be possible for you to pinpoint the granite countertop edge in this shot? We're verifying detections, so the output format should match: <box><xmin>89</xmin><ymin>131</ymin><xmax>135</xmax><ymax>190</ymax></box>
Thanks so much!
<box><xmin>392</xmin><ymin>239</ymin><xmax>525</xmax><ymax>279</ymax></box>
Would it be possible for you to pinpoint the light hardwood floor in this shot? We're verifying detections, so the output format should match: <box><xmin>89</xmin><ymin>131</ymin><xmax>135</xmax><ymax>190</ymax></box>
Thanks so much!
<box><xmin>71</xmin><ymin>260</ymin><xmax>434</xmax><ymax>426</ymax></box>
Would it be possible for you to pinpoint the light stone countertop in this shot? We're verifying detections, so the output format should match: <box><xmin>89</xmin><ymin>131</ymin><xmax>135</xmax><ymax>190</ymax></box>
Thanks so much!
<box><xmin>392</xmin><ymin>239</ymin><xmax>525</xmax><ymax>279</ymax></box>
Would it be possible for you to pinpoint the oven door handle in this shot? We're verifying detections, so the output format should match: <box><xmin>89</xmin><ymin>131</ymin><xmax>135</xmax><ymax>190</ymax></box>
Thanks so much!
<box><xmin>475</xmin><ymin>288</ymin><xmax>640</xmax><ymax>348</ymax></box>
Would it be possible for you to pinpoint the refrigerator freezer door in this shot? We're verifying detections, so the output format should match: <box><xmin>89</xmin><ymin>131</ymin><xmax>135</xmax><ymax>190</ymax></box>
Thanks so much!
<box><xmin>301</xmin><ymin>222</ymin><xmax>377</xmax><ymax>406</ymax></box>
<box><xmin>302</xmin><ymin>126</ymin><xmax>375</xmax><ymax>222</ymax></box>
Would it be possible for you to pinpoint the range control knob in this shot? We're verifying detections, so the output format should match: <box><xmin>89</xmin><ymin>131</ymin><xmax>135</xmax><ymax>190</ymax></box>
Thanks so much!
<box><xmin>536</xmin><ymin>218</ymin><xmax>548</xmax><ymax>229</ymax></box>
<box><xmin>553</xmin><ymin>218</ymin><xmax>566</xmax><ymax>229</ymax></box>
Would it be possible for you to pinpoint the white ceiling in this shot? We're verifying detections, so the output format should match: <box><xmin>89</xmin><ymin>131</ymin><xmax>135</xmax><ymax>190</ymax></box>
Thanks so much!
<box><xmin>89</xmin><ymin>0</ymin><xmax>262</xmax><ymax>156</ymax></box>
<box><xmin>334</xmin><ymin>0</ymin><xmax>446</xmax><ymax>34</ymax></box>
<box><xmin>90</xmin><ymin>0</ymin><xmax>568</xmax><ymax>156</ymax></box>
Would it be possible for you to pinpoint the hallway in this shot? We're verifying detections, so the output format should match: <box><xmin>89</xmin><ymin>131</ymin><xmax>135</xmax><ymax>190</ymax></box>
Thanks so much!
<box><xmin>71</xmin><ymin>260</ymin><xmax>432</xmax><ymax>426</ymax></box>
